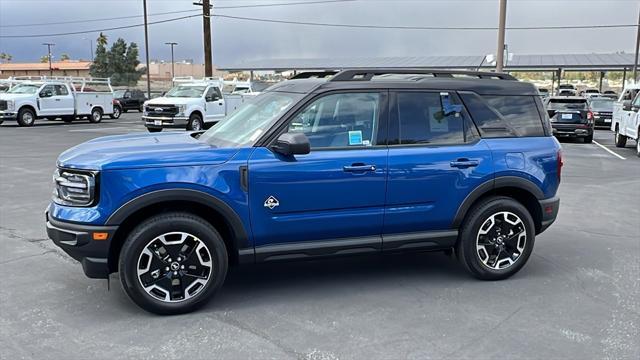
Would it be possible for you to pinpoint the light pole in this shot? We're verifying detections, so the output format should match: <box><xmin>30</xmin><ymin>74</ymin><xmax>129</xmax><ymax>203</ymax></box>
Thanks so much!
<box><xmin>495</xmin><ymin>0</ymin><xmax>507</xmax><ymax>72</ymax></box>
<box><xmin>165</xmin><ymin>42</ymin><xmax>178</xmax><ymax>82</ymax></box>
<box><xmin>633</xmin><ymin>6</ymin><xmax>639</xmax><ymax>83</ymax></box>
<box><xmin>42</xmin><ymin>42</ymin><xmax>55</xmax><ymax>76</ymax></box>
<box><xmin>143</xmin><ymin>0</ymin><xmax>151</xmax><ymax>99</ymax></box>
<box><xmin>83</xmin><ymin>37</ymin><xmax>94</xmax><ymax>60</ymax></box>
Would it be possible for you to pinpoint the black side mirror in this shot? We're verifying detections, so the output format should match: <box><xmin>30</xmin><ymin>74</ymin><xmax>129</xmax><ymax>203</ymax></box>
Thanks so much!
<box><xmin>40</xmin><ymin>90</ymin><xmax>53</xmax><ymax>98</ymax></box>
<box><xmin>271</xmin><ymin>133</ymin><xmax>310</xmax><ymax>156</ymax></box>
<box><xmin>622</xmin><ymin>100</ymin><xmax>632</xmax><ymax>111</ymax></box>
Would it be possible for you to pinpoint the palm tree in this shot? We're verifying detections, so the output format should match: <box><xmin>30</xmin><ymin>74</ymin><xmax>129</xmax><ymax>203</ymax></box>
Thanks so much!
<box><xmin>97</xmin><ymin>32</ymin><xmax>108</xmax><ymax>47</ymax></box>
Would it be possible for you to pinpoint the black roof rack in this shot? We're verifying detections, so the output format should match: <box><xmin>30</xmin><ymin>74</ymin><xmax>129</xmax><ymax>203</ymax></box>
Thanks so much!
<box><xmin>290</xmin><ymin>71</ymin><xmax>338</xmax><ymax>79</ymax></box>
<box><xmin>330</xmin><ymin>69</ymin><xmax>517</xmax><ymax>81</ymax></box>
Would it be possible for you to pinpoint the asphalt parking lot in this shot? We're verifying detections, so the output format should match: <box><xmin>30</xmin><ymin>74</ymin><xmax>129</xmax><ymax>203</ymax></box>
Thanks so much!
<box><xmin>1</xmin><ymin>114</ymin><xmax>639</xmax><ymax>359</ymax></box>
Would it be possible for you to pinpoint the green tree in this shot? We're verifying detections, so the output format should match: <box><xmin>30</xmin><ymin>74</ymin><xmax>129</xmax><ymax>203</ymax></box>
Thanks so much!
<box><xmin>40</xmin><ymin>55</ymin><xmax>49</xmax><ymax>63</ymax></box>
<box><xmin>0</xmin><ymin>53</ymin><xmax>12</xmax><ymax>63</ymax></box>
<box><xmin>90</xmin><ymin>33</ymin><xmax>110</xmax><ymax>78</ymax></box>
<box><xmin>60</xmin><ymin>53</ymin><xmax>70</xmax><ymax>61</ymax></box>
<box><xmin>89</xmin><ymin>34</ymin><xmax>143</xmax><ymax>86</ymax></box>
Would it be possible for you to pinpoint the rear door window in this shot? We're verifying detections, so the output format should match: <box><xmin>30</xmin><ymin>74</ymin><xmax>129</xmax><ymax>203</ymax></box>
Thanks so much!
<box><xmin>390</xmin><ymin>91</ymin><xmax>479</xmax><ymax>145</ymax></box>
<box><xmin>460</xmin><ymin>93</ymin><xmax>546</xmax><ymax>137</ymax></box>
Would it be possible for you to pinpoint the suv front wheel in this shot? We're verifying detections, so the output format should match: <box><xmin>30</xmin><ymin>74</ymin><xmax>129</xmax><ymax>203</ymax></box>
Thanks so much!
<box><xmin>456</xmin><ymin>196</ymin><xmax>535</xmax><ymax>280</ymax></box>
<box><xmin>119</xmin><ymin>212</ymin><xmax>228</xmax><ymax>314</ymax></box>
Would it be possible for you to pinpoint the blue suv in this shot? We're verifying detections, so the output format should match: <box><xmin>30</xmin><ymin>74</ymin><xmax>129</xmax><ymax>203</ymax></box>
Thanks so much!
<box><xmin>46</xmin><ymin>69</ymin><xmax>561</xmax><ymax>314</ymax></box>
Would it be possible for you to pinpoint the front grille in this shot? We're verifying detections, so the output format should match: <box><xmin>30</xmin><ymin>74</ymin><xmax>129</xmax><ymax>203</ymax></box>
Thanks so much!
<box><xmin>145</xmin><ymin>104</ymin><xmax>179</xmax><ymax>116</ymax></box>
<box><xmin>0</xmin><ymin>100</ymin><xmax>7</xmax><ymax>111</ymax></box>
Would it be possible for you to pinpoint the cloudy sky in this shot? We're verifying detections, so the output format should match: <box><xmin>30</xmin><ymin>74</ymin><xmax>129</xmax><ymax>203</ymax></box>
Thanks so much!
<box><xmin>0</xmin><ymin>0</ymin><xmax>637</xmax><ymax>67</ymax></box>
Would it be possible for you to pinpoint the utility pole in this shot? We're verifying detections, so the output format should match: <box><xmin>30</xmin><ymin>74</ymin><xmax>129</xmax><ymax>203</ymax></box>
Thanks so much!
<box><xmin>194</xmin><ymin>0</ymin><xmax>213</xmax><ymax>77</ymax></box>
<box><xmin>83</xmin><ymin>38</ymin><xmax>94</xmax><ymax>60</ymax></box>
<box><xmin>143</xmin><ymin>0</ymin><xmax>151</xmax><ymax>99</ymax></box>
<box><xmin>42</xmin><ymin>43</ymin><xmax>54</xmax><ymax>76</ymax></box>
<box><xmin>495</xmin><ymin>0</ymin><xmax>507</xmax><ymax>72</ymax></box>
<box><xmin>165</xmin><ymin>42</ymin><xmax>178</xmax><ymax>83</ymax></box>
<box><xmin>633</xmin><ymin>6</ymin><xmax>640</xmax><ymax>83</ymax></box>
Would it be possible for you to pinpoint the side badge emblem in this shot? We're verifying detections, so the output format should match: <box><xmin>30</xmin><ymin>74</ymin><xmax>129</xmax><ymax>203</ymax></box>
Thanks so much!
<box><xmin>264</xmin><ymin>196</ymin><xmax>280</xmax><ymax>209</ymax></box>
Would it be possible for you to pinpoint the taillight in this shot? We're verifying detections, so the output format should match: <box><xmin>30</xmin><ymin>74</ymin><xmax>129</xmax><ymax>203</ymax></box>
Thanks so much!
<box><xmin>587</xmin><ymin>111</ymin><xmax>593</xmax><ymax>121</ymax></box>
<box><xmin>557</xmin><ymin>150</ymin><xmax>563</xmax><ymax>182</ymax></box>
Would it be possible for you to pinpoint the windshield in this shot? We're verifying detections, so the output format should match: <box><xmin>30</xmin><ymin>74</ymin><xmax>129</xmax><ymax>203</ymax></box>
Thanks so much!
<box><xmin>113</xmin><ymin>90</ymin><xmax>127</xmax><ymax>98</ymax></box>
<box><xmin>232</xmin><ymin>86</ymin><xmax>251</xmax><ymax>94</ymax></box>
<box><xmin>165</xmin><ymin>85</ymin><xmax>207</xmax><ymax>98</ymax></box>
<box><xmin>589</xmin><ymin>99</ymin><xmax>614</xmax><ymax>111</ymax></box>
<box><xmin>585</xmin><ymin>89</ymin><xmax>599</xmax><ymax>93</ymax></box>
<box><xmin>7</xmin><ymin>84</ymin><xmax>40</xmax><ymax>94</ymax></box>
<box><xmin>548</xmin><ymin>99</ymin><xmax>587</xmax><ymax>111</ymax></box>
<box><xmin>199</xmin><ymin>92</ymin><xmax>303</xmax><ymax>148</ymax></box>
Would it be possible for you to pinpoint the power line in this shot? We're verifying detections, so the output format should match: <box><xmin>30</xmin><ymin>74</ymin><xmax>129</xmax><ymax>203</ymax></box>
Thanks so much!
<box><xmin>0</xmin><ymin>10</ymin><xmax>200</xmax><ymax>28</ymax></box>
<box><xmin>0</xmin><ymin>0</ymin><xmax>356</xmax><ymax>28</ymax></box>
<box><xmin>0</xmin><ymin>15</ymin><xmax>200</xmax><ymax>38</ymax></box>
<box><xmin>213</xmin><ymin>14</ymin><xmax>638</xmax><ymax>31</ymax></box>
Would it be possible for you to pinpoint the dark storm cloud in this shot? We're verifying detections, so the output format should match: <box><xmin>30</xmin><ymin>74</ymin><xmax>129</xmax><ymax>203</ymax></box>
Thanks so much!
<box><xmin>0</xmin><ymin>0</ymin><xmax>637</xmax><ymax>65</ymax></box>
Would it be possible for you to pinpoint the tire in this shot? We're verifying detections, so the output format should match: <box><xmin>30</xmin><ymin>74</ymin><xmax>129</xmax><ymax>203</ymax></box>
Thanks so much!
<box><xmin>109</xmin><ymin>105</ymin><xmax>122</xmax><ymax>119</ymax></box>
<box><xmin>17</xmin><ymin>107</ymin><xmax>36</xmax><ymax>127</ymax></box>
<box><xmin>122</xmin><ymin>108</ymin><xmax>128</xmax><ymax>113</ymax></box>
<box><xmin>187</xmin><ymin>113</ymin><xmax>204</xmax><ymax>131</ymax></box>
<box><xmin>614</xmin><ymin>129</ymin><xmax>627</xmax><ymax>148</ymax></box>
<box><xmin>89</xmin><ymin>108</ymin><xmax>103</xmax><ymax>123</ymax></box>
<box><xmin>62</xmin><ymin>116</ymin><xmax>74</xmax><ymax>123</ymax></box>
<box><xmin>118</xmin><ymin>212</ymin><xmax>228</xmax><ymax>315</ymax></box>
<box><xmin>636</xmin><ymin>139</ymin><xmax>640</xmax><ymax>158</ymax></box>
<box><xmin>456</xmin><ymin>196</ymin><xmax>535</xmax><ymax>280</ymax></box>
<box><xmin>45</xmin><ymin>117</ymin><xmax>56</xmax><ymax>121</ymax></box>
<box><xmin>139</xmin><ymin>104</ymin><xmax>144</xmax><ymax>112</ymax></box>
<box><xmin>147</xmin><ymin>127</ymin><xmax>162</xmax><ymax>133</ymax></box>
<box><xmin>0</xmin><ymin>120</ymin><xmax>4</xmax><ymax>125</ymax></box>
<box><xmin>584</xmin><ymin>135</ymin><xmax>593</xmax><ymax>143</ymax></box>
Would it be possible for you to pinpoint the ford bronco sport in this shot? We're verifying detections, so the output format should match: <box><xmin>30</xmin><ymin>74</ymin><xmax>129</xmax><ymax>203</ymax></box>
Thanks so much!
<box><xmin>46</xmin><ymin>69</ymin><xmax>561</xmax><ymax>314</ymax></box>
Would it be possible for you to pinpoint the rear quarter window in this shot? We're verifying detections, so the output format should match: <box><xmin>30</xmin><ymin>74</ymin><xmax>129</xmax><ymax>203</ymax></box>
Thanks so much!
<box><xmin>460</xmin><ymin>93</ymin><xmax>546</xmax><ymax>137</ymax></box>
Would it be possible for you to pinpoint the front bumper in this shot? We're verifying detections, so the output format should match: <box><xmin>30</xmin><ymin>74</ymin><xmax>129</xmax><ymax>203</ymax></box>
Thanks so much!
<box><xmin>45</xmin><ymin>211</ymin><xmax>118</xmax><ymax>278</ymax></box>
<box><xmin>0</xmin><ymin>111</ymin><xmax>17</xmax><ymax>120</ymax></box>
<box><xmin>142</xmin><ymin>115</ymin><xmax>189</xmax><ymax>129</ymax></box>
<box><xmin>538</xmin><ymin>196</ymin><xmax>560</xmax><ymax>234</ymax></box>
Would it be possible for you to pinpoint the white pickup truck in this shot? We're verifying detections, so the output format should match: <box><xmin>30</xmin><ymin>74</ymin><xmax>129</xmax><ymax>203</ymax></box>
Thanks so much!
<box><xmin>611</xmin><ymin>84</ymin><xmax>640</xmax><ymax>157</ymax></box>
<box><xmin>142</xmin><ymin>77</ymin><xmax>258</xmax><ymax>132</ymax></box>
<box><xmin>0</xmin><ymin>76</ymin><xmax>114</xmax><ymax>127</ymax></box>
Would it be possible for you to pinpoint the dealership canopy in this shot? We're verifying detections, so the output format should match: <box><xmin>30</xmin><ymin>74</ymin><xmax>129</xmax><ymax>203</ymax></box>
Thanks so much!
<box><xmin>218</xmin><ymin>52</ymin><xmax>636</xmax><ymax>72</ymax></box>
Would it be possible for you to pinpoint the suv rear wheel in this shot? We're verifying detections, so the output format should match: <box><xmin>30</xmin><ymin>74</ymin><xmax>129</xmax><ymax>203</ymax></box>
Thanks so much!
<box><xmin>456</xmin><ymin>196</ymin><xmax>535</xmax><ymax>280</ymax></box>
<box><xmin>119</xmin><ymin>212</ymin><xmax>228</xmax><ymax>315</ymax></box>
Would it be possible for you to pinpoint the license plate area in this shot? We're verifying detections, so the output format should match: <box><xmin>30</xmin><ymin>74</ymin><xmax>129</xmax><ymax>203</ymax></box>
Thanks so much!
<box><xmin>154</xmin><ymin>120</ymin><xmax>162</xmax><ymax>126</ymax></box>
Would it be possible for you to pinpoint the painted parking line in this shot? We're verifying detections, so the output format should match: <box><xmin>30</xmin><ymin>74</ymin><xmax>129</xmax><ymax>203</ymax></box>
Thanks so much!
<box><xmin>593</xmin><ymin>140</ymin><xmax>626</xmax><ymax>160</ymax></box>
<box><xmin>68</xmin><ymin>127</ymin><xmax>144</xmax><ymax>133</ymax></box>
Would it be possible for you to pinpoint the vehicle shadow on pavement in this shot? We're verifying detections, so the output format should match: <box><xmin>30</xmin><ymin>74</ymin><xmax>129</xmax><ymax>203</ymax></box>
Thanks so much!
<box><xmin>0</xmin><ymin>120</ymin><xmax>120</xmax><ymax>128</ymax></box>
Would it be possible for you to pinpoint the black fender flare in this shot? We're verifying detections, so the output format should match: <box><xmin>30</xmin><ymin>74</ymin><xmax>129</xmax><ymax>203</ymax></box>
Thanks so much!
<box><xmin>105</xmin><ymin>189</ymin><xmax>250</xmax><ymax>250</ymax></box>
<box><xmin>451</xmin><ymin>176</ymin><xmax>544</xmax><ymax>229</ymax></box>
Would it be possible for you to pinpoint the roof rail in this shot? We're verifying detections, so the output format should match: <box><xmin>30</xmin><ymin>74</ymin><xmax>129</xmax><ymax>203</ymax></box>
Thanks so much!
<box><xmin>290</xmin><ymin>71</ymin><xmax>339</xmax><ymax>79</ymax></box>
<box><xmin>330</xmin><ymin>69</ymin><xmax>517</xmax><ymax>81</ymax></box>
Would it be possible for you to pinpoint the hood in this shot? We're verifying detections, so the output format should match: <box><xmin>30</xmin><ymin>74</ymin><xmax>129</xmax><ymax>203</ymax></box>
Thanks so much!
<box><xmin>0</xmin><ymin>93</ymin><xmax>33</xmax><ymax>101</ymax></box>
<box><xmin>145</xmin><ymin>96</ymin><xmax>201</xmax><ymax>106</ymax></box>
<box><xmin>58</xmin><ymin>132</ymin><xmax>239</xmax><ymax>171</ymax></box>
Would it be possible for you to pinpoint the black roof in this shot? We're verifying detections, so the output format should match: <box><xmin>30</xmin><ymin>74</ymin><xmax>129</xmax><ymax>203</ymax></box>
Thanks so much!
<box><xmin>268</xmin><ymin>69</ymin><xmax>538</xmax><ymax>96</ymax></box>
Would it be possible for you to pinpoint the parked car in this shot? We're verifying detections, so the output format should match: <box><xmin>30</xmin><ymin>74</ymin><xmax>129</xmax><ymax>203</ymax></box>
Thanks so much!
<box><xmin>588</xmin><ymin>96</ymin><xmax>614</xmax><ymax>128</ymax></box>
<box><xmin>580</xmin><ymin>88</ymin><xmax>600</xmax><ymax>98</ymax></box>
<box><xmin>538</xmin><ymin>88</ymin><xmax>550</xmax><ymax>99</ymax></box>
<box><xmin>142</xmin><ymin>78</ymin><xmax>257</xmax><ymax>132</ymax></box>
<box><xmin>0</xmin><ymin>77</ymin><xmax>114</xmax><ymax>127</ymax></box>
<box><xmin>113</xmin><ymin>89</ymin><xmax>147</xmax><ymax>113</ymax></box>
<box><xmin>545</xmin><ymin>96</ymin><xmax>593</xmax><ymax>142</ymax></box>
<box><xmin>46</xmin><ymin>69</ymin><xmax>561</xmax><ymax>314</ymax></box>
<box><xmin>558</xmin><ymin>89</ymin><xmax>576</xmax><ymax>97</ymax></box>
<box><xmin>612</xmin><ymin>90</ymin><xmax>640</xmax><ymax>156</ymax></box>
<box><xmin>602</xmin><ymin>90</ymin><xmax>617</xmax><ymax>99</ymax></box>
<box><xmin>612</xmin><ymin>84</ymin><xmax>640</xmax><ymax>148</ymax></box>
<box><xmin>557</xmin><ymin>84</ymin><xmax>576</xmax><ymax>96</ymax></box>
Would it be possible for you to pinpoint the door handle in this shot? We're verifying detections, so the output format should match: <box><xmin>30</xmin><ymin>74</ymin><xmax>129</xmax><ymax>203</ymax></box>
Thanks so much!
<box><xmin>343</xmin><ymin>164</ymin><xmax>376</xmax><ymax>172</ymax></box>
<box><xmin>450</xmin><ymin>159</ymin><xmax>479</xmax><ymax>168</ymax></box>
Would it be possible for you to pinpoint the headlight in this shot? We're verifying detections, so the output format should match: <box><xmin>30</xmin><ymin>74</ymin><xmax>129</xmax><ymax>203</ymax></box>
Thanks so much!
<box><xmin>6</xmin><ymin>100</ymin><xmax>14</xmax><ymax>111</ymax></box>
<box><xmin>52</xmin><ymin>168</ymin><xmax>97</xmax><ymax>207</ymax></box>
<box><xmin>177</xmin><ymin>104</ymin><xmax>186</xmax><ymax>114</ymax></box>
